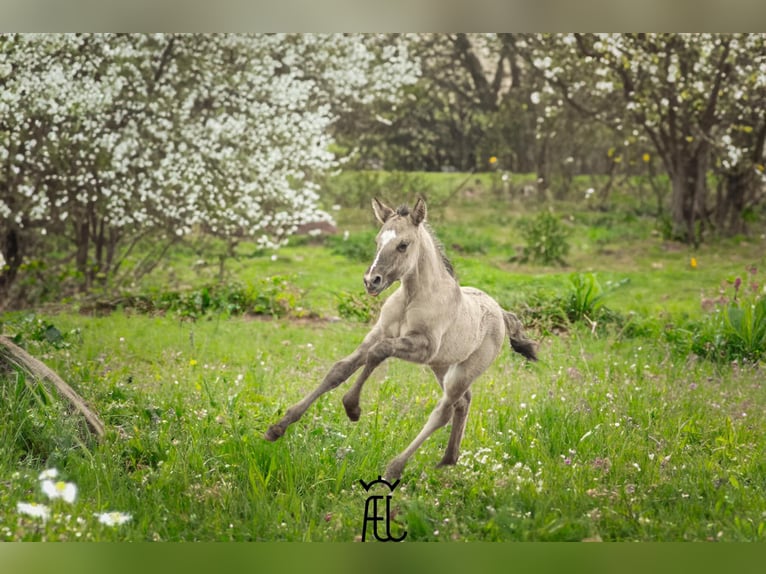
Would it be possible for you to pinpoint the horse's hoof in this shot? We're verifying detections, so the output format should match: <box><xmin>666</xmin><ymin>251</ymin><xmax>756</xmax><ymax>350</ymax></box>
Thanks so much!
<box><xmin>264</xmin><ymin>425</ymin><xmax>284</xmax><ymax>441</ymax></box>
<box><xmin>385</xmin><ymin>460</ymin><xmax>404</xmax><ymax>481</ymax></box>
<box><xmin>342</xmin><ymin>397</ymin><xmax>361</xmax><ymax>422</ymax></box>
<box><xmin>344</xmin><ymin>405</ymin><xmax>361</xmax><ymax>422</ymax></box>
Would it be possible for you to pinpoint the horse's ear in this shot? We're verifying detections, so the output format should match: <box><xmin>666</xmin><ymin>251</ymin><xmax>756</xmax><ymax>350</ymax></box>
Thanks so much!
<box><xmin>372</xmin><ymin>198</ymin><xmax>395</xmax><ymax>225</ymax></box>
<box><xmin>410</xmin><ymin>198</ymin><xmax>427</xmax><ymax>226</ymax></box>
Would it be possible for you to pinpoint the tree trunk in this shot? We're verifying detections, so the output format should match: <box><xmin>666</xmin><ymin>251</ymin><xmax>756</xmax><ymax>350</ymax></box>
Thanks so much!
<box><xmin>669</xmin><ymin>147</ymin><xmax>709</xmax><ymax>246</ymax></box>
<box><xmin>535</xmin><ymin>135</ymin><xmax>551</xmax><ymax>202</ymax></box>
<box><xmin>716</xmin><ymin>169</ymin><xmax>752</xmax><ymax>236</ymax></box>
<box><xmin>75</xmin><ymin>219</ymin><xmax>90</xmax><ymax>291</ymax></box>
<box><xmin>0</xmin><ymin>227</ymin><xmax>23</xmax><ymax>298</ymax></box>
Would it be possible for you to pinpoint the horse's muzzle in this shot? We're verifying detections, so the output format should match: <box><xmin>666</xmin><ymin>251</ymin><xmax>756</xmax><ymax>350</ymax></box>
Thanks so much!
<box><xmin>364</xmin><ymin>273</ymin><xmax>384</xmax><ymax>296</ymax></box>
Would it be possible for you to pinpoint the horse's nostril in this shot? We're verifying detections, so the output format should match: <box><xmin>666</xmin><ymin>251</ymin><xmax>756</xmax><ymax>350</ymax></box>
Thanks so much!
<box><xmin>365</xmin><ymin>274</ymin><xmax>383</xmax><ymax>291</ymax></box>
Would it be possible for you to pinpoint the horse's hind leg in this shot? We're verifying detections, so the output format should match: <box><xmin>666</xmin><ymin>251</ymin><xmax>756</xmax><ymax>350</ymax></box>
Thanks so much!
<box><xmin>385</xmin><ymin>363</ymin><xmax>473</xmax><ymax>480</ymax></box>
<box><xmin>437</xmin><ymin>388</ymin><xmax>472</xmax><ymax>467</ymax></box>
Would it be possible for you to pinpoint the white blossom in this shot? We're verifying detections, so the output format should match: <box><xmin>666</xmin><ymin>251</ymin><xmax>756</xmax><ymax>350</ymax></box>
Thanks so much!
<box><xmin>0</xmin><ymin>34</ymin><xmax>419</xmax><ymax>265</ymax></box>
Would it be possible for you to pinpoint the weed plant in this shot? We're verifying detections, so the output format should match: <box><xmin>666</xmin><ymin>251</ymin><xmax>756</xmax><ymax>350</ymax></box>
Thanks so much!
<box><xmin>692</xmin><ymin>267</ymin><xmax>766</xmax><ymax>363</ymax></box>
<box><xmin>515</xmin><ymin>211</ymin><xmax>572</xmax><ymax>266</ymax></box>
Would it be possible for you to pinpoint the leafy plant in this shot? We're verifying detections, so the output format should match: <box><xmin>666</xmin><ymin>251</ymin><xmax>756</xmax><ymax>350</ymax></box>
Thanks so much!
<box><xmin>692</xmin><ymin>269</ymin><xmax>766</xmax><ymax>363</ymax></box>
<box><xmin>326</xmin><ymin>230</ymin><xmax>377</xmax><ymax>263</ymax></box>
<box><xmin>336</xmin><ymin>290</ymin><xmax>381</xmax><ymax>323</ymax></box>
<box><xmin>565</xmin><ymin>273</ymin><xmax>606</xmax><ymax>323</ymax></box>
<box><xmin>515</xmin><ymin>211</ymin><xmax>571</xmax><ymax>266</ymax></box>
<box><xmin>79</xmin><ymin>277</ymin><xmax>304</xmax><ymax>320</ymax></box>
<box><xmin>564</xmin><ymin>273</ymin><xmax>629</xmax><ymax>323</ymax></box>
<box><xmin>0</xmin><ymin>315</ymin><xmax>74</xmax><ymax>351</ymax></box>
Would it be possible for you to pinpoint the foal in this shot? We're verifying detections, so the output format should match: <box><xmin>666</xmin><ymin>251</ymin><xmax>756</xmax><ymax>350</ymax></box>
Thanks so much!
<box><xmin>265</xmin><ymin>198</ymin><xmax>537</xmax><ymax>479</ymax></box>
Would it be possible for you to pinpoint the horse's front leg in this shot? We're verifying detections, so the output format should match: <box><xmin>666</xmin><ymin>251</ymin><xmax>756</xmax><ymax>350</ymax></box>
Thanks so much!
<box><xmin>341</xmin><ymin>360</ymin><xmax>381</xmax><ymax>422</ymax></box>
<box><xmin>342</xmin><ymin>332</ymin><xmax>434</xmax><ymax>422</ymax></box>
<box><xmin>264</xmin><ymin>349</ymin><xmax>366</xmax><ymax>441</ymax></box>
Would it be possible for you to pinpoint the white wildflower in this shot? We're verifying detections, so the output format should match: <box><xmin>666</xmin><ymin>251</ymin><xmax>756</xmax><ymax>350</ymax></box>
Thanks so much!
<box><xmin>41</xmin><ymin>479</ymin><xmax>78</xmax><ymax>503</ymax></box>
<box><xmin>17</xmin><ymin>502</ymin><xmax>51</xmax><ymax>521</ymax></box>
<box><xmin>95</xmin><ymin>511</ymin><xmax>132</xmax><ymax>526</ymax></box>
<box><xmin>38</xmin><ymin>468</ymin><xmax>59</xmax><ymax>481</ymax></box>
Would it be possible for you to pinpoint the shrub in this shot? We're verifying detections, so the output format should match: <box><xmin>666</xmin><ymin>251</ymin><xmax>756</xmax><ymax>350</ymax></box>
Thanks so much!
<box><xmin>692</xmin><ymin>268</ymin><xmax>766</xmax><ymax>363</ymax></box>
<box><xmin>565</xmin><ymin>273</ymin><xmax>605</xmax><ymax>323</ymax></box>
<box><xmin>515</xmin><ymin>274</ymin><xmax>628</xmax><ymax>335</ymax></box>
<box><xmin>335</xmin><ymin>290</ymin><xmax>381</xmax><ymax>323</ymax></box>
<box><xmin>565</xmin><ymin>273</ymin><xmax>629</xmax><ymax>324</ymax></box>
<box><xmin>77</xmin><ymin>277</ymin><xmax>304</xmax><ymax>320</ymax></box>
<box><xmin>514</xmin><ymin>211</ymin><xmax>571</xmax><ymax>266</ymax></box>
<box><xmin>326</xmin><ymin>230</ymin><xmax>377</xmax><ymax>263</ymax></box>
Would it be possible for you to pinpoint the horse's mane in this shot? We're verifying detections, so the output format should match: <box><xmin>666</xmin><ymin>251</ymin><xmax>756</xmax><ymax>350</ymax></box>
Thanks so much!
<box><xmin>396</xmin><ymin>204</ymin><xmax>455</xmax><ymax>279</ymax></box>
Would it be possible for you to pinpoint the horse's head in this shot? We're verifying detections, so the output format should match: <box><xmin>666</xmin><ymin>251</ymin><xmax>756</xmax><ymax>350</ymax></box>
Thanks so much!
<box><xmin>363</xmin><ymin>197</ymin><xmax>427</xmax><ymax>296</ymax></box>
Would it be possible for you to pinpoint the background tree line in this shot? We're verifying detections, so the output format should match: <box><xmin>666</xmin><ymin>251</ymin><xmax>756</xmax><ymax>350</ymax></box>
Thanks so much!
<box><xmin>334</xmin><ymin>33</ymin><xmax>766</xmax><ymax>244</ymax></box>
<box><xmin>2</xmin><ymin>33</ymin><xmax>766</xmax><ymax>308</ymax></box>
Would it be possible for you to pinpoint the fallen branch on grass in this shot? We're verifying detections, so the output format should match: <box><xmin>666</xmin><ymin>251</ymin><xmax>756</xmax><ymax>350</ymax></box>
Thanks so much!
<box><xmin>0</xmin><ymin>335</ymin><xmax>105</xmax><ymax>440</ymax></box>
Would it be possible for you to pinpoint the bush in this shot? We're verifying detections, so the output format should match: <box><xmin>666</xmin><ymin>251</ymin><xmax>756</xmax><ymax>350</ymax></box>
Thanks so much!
<box><xmin>326</xmin><ymin>230</ymin><xmax>377</xmax><ymax>263</ymax></box>
<box><xmin>565</xmin><ymin>273</ymin><xmax>605</xmax><ymax>323</ymax></box>
<box><xmin>432</xmin><ymin>224</ymin><xmax>495</xmax><ymax>255</ymax></box>
<box><xmin>0</xmin><ymin>314</ymin><xmax>75</xmax><ymax>351</ymax></box>
<box><xmin>514</xmin><ymin>211</ymin><xmax>571</xmax><ymax>266</ymax></box>
<box><xmin>514</xmin><ymin>274</ymin><xmax>628</xmax><ymax>335</ymax></box>
<box><xmin>335</xmin><ymin>291</ymin><xmax>381</xmax><ymax>323</ymax></box>
<box><xmin>565</xmin><ymin>273</ymin><xmax>629</xmax><ymax>324</ymax></box>
<box><xmin>692</xmin><ymin>268</ymin><xmax>766</xmax><ymax>363</ymax></box>
<box><xmin>77</xmin><ymin>277</ymin><xmax>304</xmax><ymax>320</ymax></box>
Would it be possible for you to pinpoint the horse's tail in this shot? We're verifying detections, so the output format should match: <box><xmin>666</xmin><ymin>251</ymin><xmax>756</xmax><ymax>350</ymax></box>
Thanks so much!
<box><xmin>503</xmin><ymin>311</ymin><xmax>538</xmax><ymax>361</ymax></box>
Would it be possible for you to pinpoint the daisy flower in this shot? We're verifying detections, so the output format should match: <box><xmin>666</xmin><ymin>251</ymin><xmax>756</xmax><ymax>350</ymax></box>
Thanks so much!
<box><xmin>17</xmin><ymin>502</ymin><xmax>51</xmax><ymax>521</ymax></box>
<box><xmin>38</xmin><ymin>468</ymin><xmax>59</xmax><ymax>481</ymax></box>
<box><xmin>41</xmin><ymin>479</ymin><xmax>78</xmax><ymax>504</ymax></box>
<box><xmin>95</xmin><ymin>512</ymin><xmax>132</xmax><ymax>526</ymax></box>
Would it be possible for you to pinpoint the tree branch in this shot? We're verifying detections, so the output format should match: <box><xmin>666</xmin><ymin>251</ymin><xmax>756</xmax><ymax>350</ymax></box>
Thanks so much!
<box><xmin>0</xmin><ymin>335</ymin><xmax>105</xmax><ymax>440</ymax></box>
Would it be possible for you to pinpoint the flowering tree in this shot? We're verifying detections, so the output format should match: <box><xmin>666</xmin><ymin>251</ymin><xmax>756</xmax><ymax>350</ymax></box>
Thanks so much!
<box><xmin>518</xmin><ymin>33</ymin><xmax>766</xmax><ymax>244</ymax></box>
<box><xmin>0</xmin><ymin>33</ymin><xmax>419</xmax><ymax>298</ymax></box>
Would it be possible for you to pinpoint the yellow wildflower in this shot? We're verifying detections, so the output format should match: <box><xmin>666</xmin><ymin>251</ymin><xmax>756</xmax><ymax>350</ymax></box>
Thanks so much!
<box><xmin>690</xmin><ymin>257</ymin><xmax>698</xmax><ymax>269</ymax></box>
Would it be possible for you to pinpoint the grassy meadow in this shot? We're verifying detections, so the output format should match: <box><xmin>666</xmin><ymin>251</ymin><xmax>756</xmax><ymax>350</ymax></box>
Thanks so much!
<box><xmin>1</xmin><ymin>173</ymin><xmax>765</xmax><ymax>541</ymax></box>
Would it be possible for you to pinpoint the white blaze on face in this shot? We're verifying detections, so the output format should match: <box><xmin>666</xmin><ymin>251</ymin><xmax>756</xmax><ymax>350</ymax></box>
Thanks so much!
<box><xmin>369</xmin><ymin>229</ymin><xmax>397</xmax><ymax>273</ymax></box>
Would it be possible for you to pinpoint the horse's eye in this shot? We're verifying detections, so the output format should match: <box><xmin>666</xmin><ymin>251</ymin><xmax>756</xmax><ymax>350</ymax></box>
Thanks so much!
<box><xmin>397</xmin><ymin>242</ymin><xmax>408</xmax><ymax>253</ymax></box>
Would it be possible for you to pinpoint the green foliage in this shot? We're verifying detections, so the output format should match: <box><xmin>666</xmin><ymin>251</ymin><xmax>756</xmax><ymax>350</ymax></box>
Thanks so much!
<box><xmin>432</xmin><ymin>224</ymin><xmax>495</xmax><ymax>255</ymax></box>
<box><xmin>335</xmin><ymin>291</ymin><xmax>381</xmax><ymax>323</ymax></box>
<box><xmin>325</xmin><ymin>230</ymin><xmax>377</xmax><ymax>263</ymax></box>
<box><xmin>515</xmin><ymin>274</ymin><xmax>628</xmax><ymax>334</ymax></box>
<box><xmin>2</xmin><ymin>310</ymin><xmax>765</xmax><ymax>541</ymax></box>
<box><xmin>0</xmin><ymin>315</ymin><xmax>75</xmax><ymax>352</ymax></box>
<box><xmin>565</xmin><ymin>273</ymin><xmax>606</xmax><ymax>323</ymax></box>
<box><xmin>515</xmin><ymin>211</ymin><xmax>571</xmax><ymax>266</ymax></box>
<box><xmin>78</xmin><ymin>278</ymin><xmax>304</xmax><ymax>320</ymax></box>
<box><xmin>692</xmin><ymin>270</ymin><xmax>766</xmax><ymax>363</ymax></box>
<box><xmin>565</xmin><ymin>273</ymin><xmax>629</xmax><ymax>324</ymax></box>
<box><xmin>319</xmin><ymin>170</ymin><xmax>437</xmax><ymax>210</ymax></box>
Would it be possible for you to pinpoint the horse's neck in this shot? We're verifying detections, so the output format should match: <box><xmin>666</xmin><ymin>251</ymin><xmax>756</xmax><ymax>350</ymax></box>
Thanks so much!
<box><xmin>401</xmin><ymin>242</ymin><xmax>456</xmax><ymax>301</ymax></box>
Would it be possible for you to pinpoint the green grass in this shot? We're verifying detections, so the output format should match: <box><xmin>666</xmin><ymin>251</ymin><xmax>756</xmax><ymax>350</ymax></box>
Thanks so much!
<box><xmin>1</xmin><ymin>175</ymin><xmax>765</xmax><ymax>541</ymax></box>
